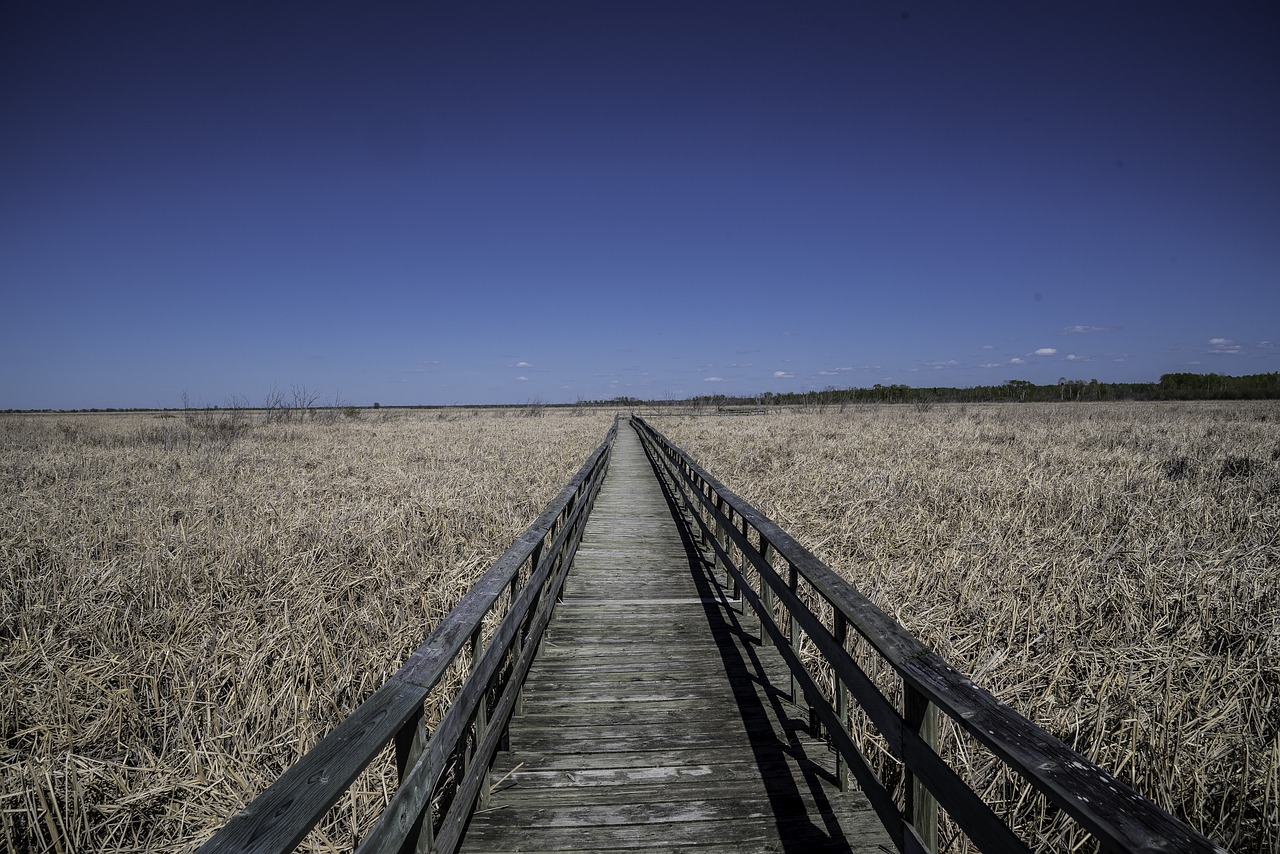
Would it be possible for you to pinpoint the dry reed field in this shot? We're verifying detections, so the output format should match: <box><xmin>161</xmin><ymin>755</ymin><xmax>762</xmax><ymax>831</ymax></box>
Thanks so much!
<box><xmin>0</xmin><ymin>407</ymin><xmax>614</xmax><ymax>852</ymax></box>
<box><xmin>652</xmin><ymin>402</ymin><xmax>1278</xmax><ymax>853</ymax></box>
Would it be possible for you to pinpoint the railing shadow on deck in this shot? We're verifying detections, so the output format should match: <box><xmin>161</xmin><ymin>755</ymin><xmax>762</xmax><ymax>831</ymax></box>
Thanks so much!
<box><xmin>200</xmin><ymin>419</ymin><xmax>619</xmax><ymax>854</ymax></box>
<box><xmin>631</xmin><ymin>416</ymin><xmax>1229</xmax><ymax>854</ymax></box>
<box><xmin>639</xmin><ymin>430</ymin><xmax>858</xmax><ymax>854</ymax></box>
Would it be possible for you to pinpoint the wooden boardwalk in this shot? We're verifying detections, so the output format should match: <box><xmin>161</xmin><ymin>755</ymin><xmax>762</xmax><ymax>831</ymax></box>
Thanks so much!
<box><xmin>204</xmin><ymin>419</ymin><xmax>1227</xmax><ymax>854</ymax></box>
<box><xmin>458</xmin><ymin>424</ymin><xmax>892</xmax><ymax>853</ymax></box>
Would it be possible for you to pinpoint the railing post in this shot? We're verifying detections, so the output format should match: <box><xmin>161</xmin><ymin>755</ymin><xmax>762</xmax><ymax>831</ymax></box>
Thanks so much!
<box><xmin>530</xmin><ymin>536</ymin><xmax>544</xmax><ymax>578</ymax></box>
<box><xmin>714</xmin><ymin>495</ymin><xmax>737</xmax><ymax>604</ymax></box>
<box><xmin>759</xmin><ymin>540</ymin><xmax>774</xmax><ymax>647</ymax></box>
<box><xmin>788</xmin><ymin>565</ymin><xmax>801</xmax><ymax>706</ymax></box>
<box><xmin>393</xmin><ymin>705</ymin><xmax>433</xmax><ymax>854</ymax></box>
<box><xmin>469</xmin><ymin>626</ymin><xmax>491</xmax><ymax>809</ymax></box>
<box><xmin>903</xmin><ymin>683</ymin><xmax>940</xmax><ymax>852</ymax></box>
<box><xmin>785</xmin><ymin>565</ymin><xmax>819</xmax><ymax>735</ymax></box>
<box><xmin>833</xmin><ymin>613</ymin><xmax>849</xmax><ymax>792</ymax></box>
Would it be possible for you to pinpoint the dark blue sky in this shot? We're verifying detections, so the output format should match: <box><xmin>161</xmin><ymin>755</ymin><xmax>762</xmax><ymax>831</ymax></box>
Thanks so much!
<box><xmin>3</xmin><ymin>2</ymin><xmax>1277</xmax><ymax>408</ymax></box>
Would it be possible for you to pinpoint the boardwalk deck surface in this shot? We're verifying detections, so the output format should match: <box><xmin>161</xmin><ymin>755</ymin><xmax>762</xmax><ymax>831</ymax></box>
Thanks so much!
<box><xmin>457</xmin><ymin>424</ymin><xmax>892</xmax><ymax>853</ymax></box>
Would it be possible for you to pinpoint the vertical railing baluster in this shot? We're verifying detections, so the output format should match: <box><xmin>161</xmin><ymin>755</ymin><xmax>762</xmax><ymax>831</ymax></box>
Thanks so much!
<box><xmin>714</xmin><ymin>495</ymin><xmax>736</xmax><ymax>603</ymax></box>
<box><xmin>788</xmin><ymin>564</ymin><xmax>801</xmax><ymax>707</ymax></box>
<box><xmin>759</xmin><ymin>540</ymin><xmax>774</xmax><ymax>647</ymax></box>
<box><xmin>393</xmin><ymin>705</ymin><xmax>431</xmax><ymax>854</ymax></box>
<box><xmin>468</xmin><ymin>626</ymin><xmax>491</xmax><ymax>809</ymax></box>
<box><xmin>904</xmin><ymin>683</ymin><xmax>940</xmax><ymax>851</ymax></box>
<box><xmin>834</xmin><ymin>613</ymin><xmax>849</xmax><ymax>792</ymax></box>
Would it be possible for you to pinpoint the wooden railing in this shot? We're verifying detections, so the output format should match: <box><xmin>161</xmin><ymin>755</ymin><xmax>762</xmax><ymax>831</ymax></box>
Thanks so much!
<box><xmin>631</xmin><ymin>416</ymin><xmax>1227</xmax><ymax>854</ymax></box>
<box><xmin>201</xmin><ymin>419</ymin><xmax>617</xmax><ymax>854</ymax></box>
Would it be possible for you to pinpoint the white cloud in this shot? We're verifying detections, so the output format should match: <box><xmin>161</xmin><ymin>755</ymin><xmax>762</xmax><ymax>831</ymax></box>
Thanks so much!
<box><xmin>515</xmin><ymin>376</ymin><xmax>529</xmax><ymax>381</ymax></box>
<box><xmin>980</xmin><ymin>345</ymin><xmax>994</xmax><ymax>350</ymax></box>
<box><xmin>926</xmin><ymin>360</ymin><xmax>960</xmax><ymax>369</ymax></box>
<box><xmin>773</xmin><ymin>370</ymin><xmax>794</xmax><ymax>378</ymax></box>
<box><xmin>1065</xmin><ymin>354</ymin><xmax>1084</xmax><ymax>362</ymax></box>
<box><xmin>1063</xmin><ymin>325</ymin><xmax>1112</xmax><ymax>334</ymax></box>
<box><xmin>1009</xmin><ymin>357</ymin><xmax>1026</xmax><ymax>365</ymax></box>
<box><xmin>1258</xmin><ymin>341</ymin><xmax>1274</xmax><ymax>349</ymax></box>
<box><xmin>817</xmin><ymin>370</ymin><xmax>837</xmax><ymax>376</ymax></box>
<box><xmin>1208</xmin><ymin>338</ymin><xmax>1242</xmax><ymax>355</ymax></box>
<box><xmin>513</xmin><ymin>361</ymin><xmax>533</xmax><ymax>368</ymax></box>
<box><xmin>979</xmin><ymin>363</ymin><xmax>1001</xmax><ymax>369</ymax></box>
<box><xmin>703</xmin><ymin>376</ymin><xmax>724</xmax><ymax>382</ymax></box>
<box><xmin>1034</xmin><ymin>348</ymin><xmax>1058</xmax><ymax>356</ymax></box>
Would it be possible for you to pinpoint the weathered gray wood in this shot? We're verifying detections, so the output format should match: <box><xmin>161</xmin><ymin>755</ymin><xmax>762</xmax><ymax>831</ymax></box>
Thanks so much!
<box><xmin>634</xmin><ymin>416</ymin><xmax>1232</xmax><ymax>854</ymax></box>
<box><xmin>457</xmin><ymin>422</ymin><xmax>890</xmax><ymax>854</ymax></box>
<box><xmin>393</xmin><ymin>705</ymin><xmax>430</xmax><ymax>854</ymax></box>
<box><xmin>461</xmin><ymin>813</ymin><xmax>888</xmax><ymax>854</ymax></box>
<box><xmin>698</xmin><ymin>492</ymin><xmax>1026</xmax><ymax>851</ymax></box>
<box><xmin>904</xmin><ymin>686</ymin><xmax>940</xmax><ymax>851</ymax></box>
<box><xmin>198</xmin><ymin>679</ymin><xmax>430</xmax><ymax>854</ymax></box>
<box><xmin>202</xmin><ymin>425</ymin><xmax>615</xmax><ymax>854</ymax></box>
<box><xmin>359</xmin><ymin>443</ymin><xmax>608</xmax><ymax>854</ymax></box>
<box><xmin>207</xmin><ymin>410</ymin><xmax>1225</xmax><ymax>854</ymax></box>
<box><xmin>834</xmin><ymin>612</ymin><xmax>850</xmax><ymax>792</ymax></box>
<box><xmin>644</xmin><ymin>421</ymin><xmax>1035</xmax><ymax>852</ymax></box>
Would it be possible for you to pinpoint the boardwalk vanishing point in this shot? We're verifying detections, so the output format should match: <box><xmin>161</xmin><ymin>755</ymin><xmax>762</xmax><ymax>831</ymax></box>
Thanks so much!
<box><xmin>458</xmin><ymin>423</ymin><xmax>890</xmax><ymax>853</ymax></box>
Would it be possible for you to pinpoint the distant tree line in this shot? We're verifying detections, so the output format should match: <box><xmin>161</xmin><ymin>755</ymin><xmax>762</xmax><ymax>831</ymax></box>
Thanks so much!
<box><xmin>728</xmin><ymin>372</ymin><xmax>1279</xmax><ymax>406</ymax></box>
<box><xmin>575</xmin><ymin>372</ymin><xmax>1280</xmax><ymax>409</ymax></box>
<box><xmin>5</xmin><ymin>372</ymin><xmax>1277</xmax><ymax>414</ymax></box>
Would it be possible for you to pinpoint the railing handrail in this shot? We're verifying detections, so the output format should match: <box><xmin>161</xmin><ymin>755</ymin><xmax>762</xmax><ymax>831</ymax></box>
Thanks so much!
<box><xmin>632</xmin><ymin>416</ymin><xmax>1227</xmax><ymax>854</ymax></box>
<box><xmin>202</xmin><ymin>418</ymin><xmax>618</xmax><ymax>854</ymax></box>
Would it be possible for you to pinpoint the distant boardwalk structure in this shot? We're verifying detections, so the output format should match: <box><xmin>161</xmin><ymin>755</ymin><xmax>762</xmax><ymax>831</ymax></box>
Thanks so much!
<box><xmin>203</xmin><ymin>418</ymin><xmax>1228</xmax><ymax>854</ymax></box>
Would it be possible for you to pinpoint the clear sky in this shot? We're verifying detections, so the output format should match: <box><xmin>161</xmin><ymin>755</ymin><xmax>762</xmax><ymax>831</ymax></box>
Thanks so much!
<box><xmin>3</xmin><ymin>2</ymin><xmax>1277</xmax><ymax>409</ymax></box>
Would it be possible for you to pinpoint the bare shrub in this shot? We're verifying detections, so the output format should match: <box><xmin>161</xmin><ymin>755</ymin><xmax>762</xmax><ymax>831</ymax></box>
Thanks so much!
<box><xmin>177</xmin><ymin>392</ymin><xmax>252</xmax><ymax>445</ymax></box>
<box><xmin>1219</xmin><ymin>455</ymin><xmax>1257</xmax><ymax>479</ymax></box>
<box><xmin>1164</xmin><ymin>455</ymin><xmax>1195</xmax><ymax>480</ymax></box>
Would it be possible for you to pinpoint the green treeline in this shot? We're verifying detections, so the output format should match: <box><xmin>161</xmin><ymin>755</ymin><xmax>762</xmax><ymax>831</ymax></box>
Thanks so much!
<box><xmin>6</xmin><ymin>372</ymin><xmax>1278</xmax><ymax>414</ymax></box>
<box><xmin>586</xmin><ymin>372</ymin><xmax>1280</xmax><ymax>408</ymax></box>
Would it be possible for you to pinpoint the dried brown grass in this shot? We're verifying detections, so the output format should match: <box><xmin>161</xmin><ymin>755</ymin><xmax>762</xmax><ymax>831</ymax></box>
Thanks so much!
<box><xmin>653</xmin><ymin>402</ymin><xmax>1278</xmax><ymax>853</ymax></box>
<box><xmin>0</xmin><ymin>408</ymin><xmax>613</xmax><ymax>852</ymax></box>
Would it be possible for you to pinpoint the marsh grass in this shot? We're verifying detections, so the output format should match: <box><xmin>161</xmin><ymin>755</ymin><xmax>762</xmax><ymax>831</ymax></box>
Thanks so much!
<box><xmin>0</xmin><ymin>408</ymin><xmax>613</xmax><ymax>851</ymax></box>
<box><xmin>654</xmin><ymin>402</ymin><xmax>1278</xmax><ymax>853</ymax></box>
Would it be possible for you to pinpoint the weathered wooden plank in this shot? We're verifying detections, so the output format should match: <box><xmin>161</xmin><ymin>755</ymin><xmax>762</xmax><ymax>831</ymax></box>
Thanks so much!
<box><xmin>488</xmin><ymin>756</ymin><xmax>845</xmax><ymax>790</ymax></box>
<box><xmin>457</xmin><ymin>423</ymin><xmax>889</xmax><ymax>854</ymax></box>
<box><xmin>505</xmin><ymin>726</ymin><xmax>786</xmax><ymax>754</ymax></box>
<box><xmin>461</xmin><ymin>810</ymin><xmax>886</xmax><ymax>853</ymax></box>
<box><xmin>445</xmin><ymin>843</ymin><xmax>866</xmax><ymax>854</ymax></box>
<box><xmin>464</xmin><ymin>797</ymin><xmax>800</xmax><ymax>825</ymax></box>
<box><xmin>490</xmin><ymin>746</ymin><xmax>839</xmax><ymax>776</ymax></box>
